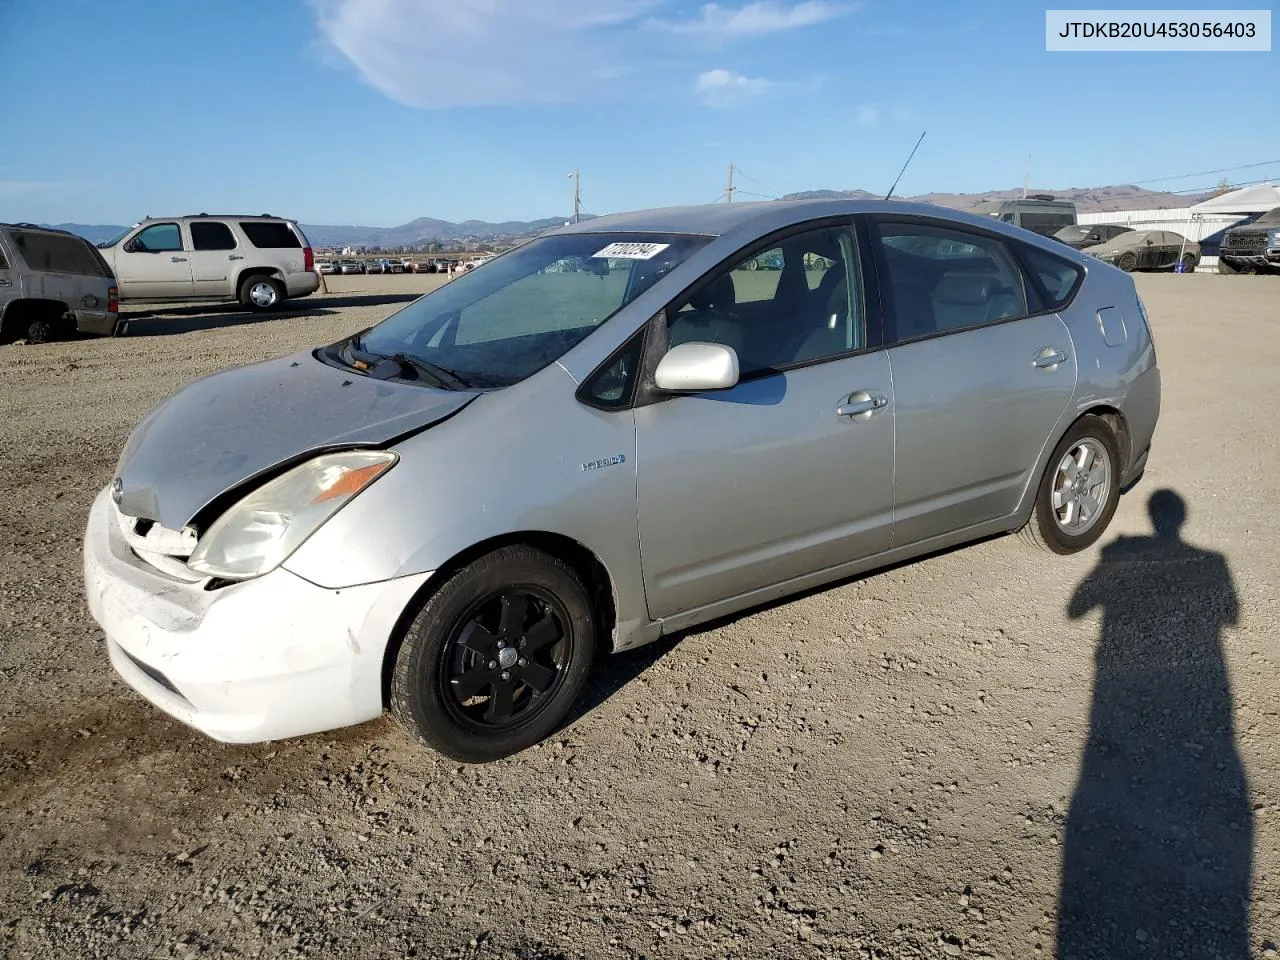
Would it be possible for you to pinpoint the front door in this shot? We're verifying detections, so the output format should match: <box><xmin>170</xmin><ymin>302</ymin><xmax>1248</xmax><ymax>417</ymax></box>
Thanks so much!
<box><xmin>116</xmin><ymin>222</ymin><xmax>194</xmax><ymax>299</ymax></box>
<box><xmin>869</xmin><ymin>217</ymin><xmax>1077</xmax><ymax>546</ymax></box>
<box><xmin>636</xmin><ymin>221</ymin><xmax>895</xmax><ymax>620</ymax></box>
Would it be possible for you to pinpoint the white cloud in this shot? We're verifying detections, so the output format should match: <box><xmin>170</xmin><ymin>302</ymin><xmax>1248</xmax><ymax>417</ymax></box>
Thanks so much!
<box><xmin>651</xmin><ymin>1</ymin><xmax>853</xmax><ymax>37</ymax></box>
<box><xmin>856</xmin><ymin>105</ymin><xmax>879</xmax><ymax>126</ymax></box>
<box><xmin>311</xmin><ymin>0</ymin><xmax>659</xmax><ymax>108</ymax></box>
<box><xmin>695</xmin><ymin>68</ymin><xmax>773</xmax><ymax>108</ymax></box>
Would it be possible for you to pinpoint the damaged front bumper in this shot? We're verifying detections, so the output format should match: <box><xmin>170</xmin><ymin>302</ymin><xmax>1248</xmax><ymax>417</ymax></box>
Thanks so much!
<box><xmin>82</xmin><ymin>487</ymin><xmax>431</xmax><ymax>744</ymax></box>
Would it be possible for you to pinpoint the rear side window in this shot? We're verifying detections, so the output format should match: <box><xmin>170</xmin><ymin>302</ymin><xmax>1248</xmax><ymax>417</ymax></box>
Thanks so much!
<box><xmin>11</xmin><ymin>230</ymin><xmax>110</xmax><ymax>277</ymax></box>
<box><xmin>191</xmin><ymin>221</ymin><xmax>237</xmax><ymax>250</ymax></box>
<box><xmin>872</xmin><ymin>221</ymin><xmax>1028</xmax><ymax>342</ymax></box>
<box><xmin>1016</xmin><ymin>243</ymin><xmax>1083</xmax><ymax>310</ymax></box>
<box><xmin>239</xmin><ymin>222</ymin><xmax>301</xmax><ymax>248</ymax></box>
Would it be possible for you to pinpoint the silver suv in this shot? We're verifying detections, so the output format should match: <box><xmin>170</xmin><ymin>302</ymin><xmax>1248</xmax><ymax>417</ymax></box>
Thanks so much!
<box><xmin>98</xmin><ymin>215</ymin><xmax>321</xmax><ymax>311</ymax></box>
<box><xmin>0</xmin><ymin>222</ymin><xmax>119</xmax><ymax>343</ymax></box>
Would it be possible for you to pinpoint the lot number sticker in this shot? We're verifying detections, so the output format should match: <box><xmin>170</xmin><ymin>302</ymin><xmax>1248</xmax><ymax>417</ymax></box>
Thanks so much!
<box><xmin>592</xmin><ymin>242</ymin><xmax>670</xmax><ymax>260</ymax></box>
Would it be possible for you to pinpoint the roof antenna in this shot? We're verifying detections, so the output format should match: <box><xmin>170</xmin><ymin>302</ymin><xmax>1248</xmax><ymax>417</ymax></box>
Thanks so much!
<box><xmin>884</xmin><ymin>130</ymin><xmax>927</xmax><ymax>200</ymax></box>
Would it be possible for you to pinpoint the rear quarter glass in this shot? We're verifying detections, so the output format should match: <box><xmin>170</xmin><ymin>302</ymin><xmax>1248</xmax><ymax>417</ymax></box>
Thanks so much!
<box><xmin>239</xmin><ymin>222</ymin><xmax>302</xmax><ymax>248</ymax></box>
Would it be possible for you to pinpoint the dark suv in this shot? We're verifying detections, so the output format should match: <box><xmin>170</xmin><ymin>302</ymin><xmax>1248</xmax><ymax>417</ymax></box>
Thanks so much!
<box><xmin>1218</xmin><ymin>207</ymin><xmax>1280</xmax><ymax>274</ymax></box>
<box><xmin>0</xmin><ymin>223</ymin><xmax>119</xmax><ymax>343</ymax></box>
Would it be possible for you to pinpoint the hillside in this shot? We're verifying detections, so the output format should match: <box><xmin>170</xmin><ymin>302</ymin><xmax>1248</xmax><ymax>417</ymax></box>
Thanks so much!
<box><xmin>45</xmin><ymin>184</ymin><xmax>1215</xmax><ymax>249</ymax></box>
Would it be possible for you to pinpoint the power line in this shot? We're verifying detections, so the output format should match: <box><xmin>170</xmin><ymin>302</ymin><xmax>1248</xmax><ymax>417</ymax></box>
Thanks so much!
<box><xmin>1132</xmin><ymin>158</ymin><xmax>1280</xmax><ymax>186</ymax></box>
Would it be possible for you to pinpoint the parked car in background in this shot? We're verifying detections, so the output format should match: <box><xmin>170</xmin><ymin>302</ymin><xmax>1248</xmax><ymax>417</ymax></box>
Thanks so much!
<box><xmin>1086</xmin><ymin>230</ymin><xmax>1199</xmax><ymax>272</ymax></box>
<box><xmin>365</xmin><ymin>259</ymin><xmax>384</xmax><ymax>275</ymax></box>
<box><xmin>409</xmin><ymin>261</ymin><xmax>434</xmax><ymax>274</ymax></box>
<box><xmin>1217</xmin><ymin>206</ymin><xmax>1280</xmax><ymax>274</ymax></box>
<box><xmin>316</xmin><ymin>259</ymin><xmax>337</xmax><ymax>275</ymax></box>
<box><xmin>0</xmin><ymin>222</ymin><xmax>119</xmax><ymax>342</ymax></box>
<box><xmin>96</xmin><ymin>215</ymin><xmax>319</xmax><ymax>312</ymax></box>
<box><xmin>378</xmin><ymin>258</ymin><xmax>406</xmax><ymax>274</ymax></box>
<box><xmin>1053</xmin><ymin>224</ymin><xmax>1132</xmax><ymax>250</ymax></box>
<box><xmin>338</xmin><ymin>259</ymin><xmax>363</xmax><ymax>275</ymax></box>
<box><xmin>973</xmin><ymin>195</ymin><xmax>1078</xmax><ymax>237</ymax></box>
<box><xmin>85</xmin><ymin>198</ymin><xmax>1159</xmax><ymax>764</ymax></box>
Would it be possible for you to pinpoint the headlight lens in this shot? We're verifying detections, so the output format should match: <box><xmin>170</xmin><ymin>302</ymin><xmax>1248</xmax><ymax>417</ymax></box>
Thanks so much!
<box><xmin>187</xmin><ymin>450</ymin><xmax>397</xmax><ymax>580</ymax></box>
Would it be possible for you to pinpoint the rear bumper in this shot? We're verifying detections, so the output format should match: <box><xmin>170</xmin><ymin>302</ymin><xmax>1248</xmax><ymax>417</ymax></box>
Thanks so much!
<box><xmin>1120</xmin><ymin>364</ymin><xmax>1160</xmax><ymax>490</ymax></box>
<box><xmin>82</xmin><ymin>487</ymin><xmax>430</xmax><ymax>743</ymax></box>
<box><xmin>286</xmin><ymin>272</ymin><xmax>322</xmax><ymax>297</ymax></box>
<box><xmin>73</xmin><ymin>308</ymin><xmax>119</xmax><ymax>336</ymax></box>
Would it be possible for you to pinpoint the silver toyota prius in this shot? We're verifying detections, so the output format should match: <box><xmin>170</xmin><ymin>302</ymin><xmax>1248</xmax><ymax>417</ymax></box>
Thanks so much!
<box><xmin>83</xmin><ymin>199</ymin><xmax>1160</xmax><ymax>762</ymax></box>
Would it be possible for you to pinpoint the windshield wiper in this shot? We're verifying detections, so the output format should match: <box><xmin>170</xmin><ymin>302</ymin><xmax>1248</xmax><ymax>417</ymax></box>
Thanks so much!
<box><xmin>385</xmin><ymin>353</ymin><xmax>470</xmax><ymax>390</ymax></box>
<box><xmin>338</xmin><ymin>330</ymin><xmax>469</xmax><ymax>389</ymax></box>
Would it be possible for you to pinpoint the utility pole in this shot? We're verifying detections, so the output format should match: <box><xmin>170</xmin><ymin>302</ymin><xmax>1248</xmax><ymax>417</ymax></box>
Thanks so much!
<box><xmin>1022</xmin><ymin>154</ymin><xmax>1031</xmax><ymax>199</ymax></box>
<box><xmin>568</xmin><ymin>170</ymin><xmax>581</xmax><ymax>223</ymax></box>
<box><xmin>725</xmin><ymin>163</ymin><xmax>735</xmax><ymax>203</ymax></box>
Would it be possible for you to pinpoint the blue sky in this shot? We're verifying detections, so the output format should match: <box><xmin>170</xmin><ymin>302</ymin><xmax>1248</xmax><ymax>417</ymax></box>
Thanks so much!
<box><xmin>0</xmin><ymin>0</ymin><xmax>1275</xmax><ymax>226</ymax></box>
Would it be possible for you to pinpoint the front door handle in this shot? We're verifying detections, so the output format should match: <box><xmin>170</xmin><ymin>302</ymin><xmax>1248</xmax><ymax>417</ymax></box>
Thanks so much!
<box><xmin>1033</xmin><ymin>349</ymin><xmax>1067</xmax><ymax>369</ymax></box>
<box><xmin>837</xmin><ymin>392</ymin><xmax>889</xmax><ymax>418</ymax></box>
<box><xmin>169</xmin><ymin>256</ymin><xmax>188</xmax><ymax>263</ymax></box>
<box><xmin>228</xmin><ymin>255</ymin><xmax>244</xmax><ymax>261</ymax></box>
<box><xmin>0</xmin><ymin>279</ymin><xmax>11</xmax><ymax>287</ymax></box>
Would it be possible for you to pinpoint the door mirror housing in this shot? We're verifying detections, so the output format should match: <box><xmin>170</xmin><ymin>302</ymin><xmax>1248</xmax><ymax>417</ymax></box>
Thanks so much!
<box><xmin>654</xmin><ymin>342</ymin><xmax>739</xmax><ymax>392</ymax></box>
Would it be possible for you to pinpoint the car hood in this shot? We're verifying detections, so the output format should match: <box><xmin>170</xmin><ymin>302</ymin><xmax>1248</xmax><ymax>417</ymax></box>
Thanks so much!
<box><xmin>113</xmin><ymin>350</ymin><xmax>478</xmax><ymax>530</ymax></box>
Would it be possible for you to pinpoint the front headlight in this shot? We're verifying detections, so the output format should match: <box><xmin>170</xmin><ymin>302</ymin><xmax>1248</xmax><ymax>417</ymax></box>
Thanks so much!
<box><xmin>187</xmin><ymin>450</ymin><xmax>397</xmax><ymax>580</ymax></box>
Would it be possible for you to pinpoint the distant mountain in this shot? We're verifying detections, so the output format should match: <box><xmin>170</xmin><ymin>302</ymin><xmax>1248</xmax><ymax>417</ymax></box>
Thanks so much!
<box><xmin>43</xmin><ymin>185</ymin><xmax>1213</xmax><ymax>249</ymax></box>
<box><xmin>44</xmin><ymin>223</ymin><xmax>128</xmax><ymax>244</ymax></box>
<box><xmin>781</xmin><ymin>184</ymin><xmax>1213</xmax><ymax>213</ymax></box>
<box><xmin>44</xmin><ymin>215</ymin><xmax>590</xmax><ymax>250</ymax></box>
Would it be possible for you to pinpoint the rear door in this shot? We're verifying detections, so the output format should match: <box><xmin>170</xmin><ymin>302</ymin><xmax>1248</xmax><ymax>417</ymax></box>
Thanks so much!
<box><xmin>188</xmin><ymin>220</ymin><xmax>240</xmax><ymax>295</ymax></box>
<box><xmin>0</xmin><ymin>234</ymin><xmax>17</xmax><ymax>321</ymax></box>
<box><xmin>869</xmin><ymin>217</ymin><xmax>1077</xmax><ymax>545</ymax></box>
<box><xmin>635</xmin><ymin>220</ymin><xmax>896</xmax><ymax>619</ymax></box>
<box><xmin>115</xmin><ymin>222</ymin><xmax>194</xmax><ymax>298</ymax></box>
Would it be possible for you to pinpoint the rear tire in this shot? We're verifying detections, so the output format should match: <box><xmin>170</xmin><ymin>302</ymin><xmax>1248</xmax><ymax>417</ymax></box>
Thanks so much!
<box><xmin>1019</xmin><ymin>415</ymin><xmax>1121</xmax><ymax>555</ymax></box>
<box><xmin>1117</xmin><ymin>252</ymin><xmax>1138</xmax><ymax>272</ymax></box>
<box><xmin>1179</xmin><ymin>253</ymin><xmax>1198</xmax><ymax>272</ymax></box>
<box><xmin>390</xmin><ymin>545</ymin><xmax>598</xmax><ymax>763</ymax></box>
<box><xmin>239</xmin><ymin>274</ymin><xmax>285</xmax><ymax>312</ymax></box>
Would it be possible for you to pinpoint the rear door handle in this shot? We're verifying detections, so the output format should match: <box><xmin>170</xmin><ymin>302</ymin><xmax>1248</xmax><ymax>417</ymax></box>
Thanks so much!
<box><xmin>170</xmin><ymin>256</ymin><xmax>188</xmax><ymax>263</ymax></box>
<box><xmin>837</xmin><ymin>392</ymin><xmax>889</xmax><ymax>418</ymax></box>
<box><xmin>1033</xmin><ymin>349</ymin><xmax>1067</xmax><ymax>369</ymax></box>
<box><xmin>228</xmin><ymin>255</ymin><xmax>244</xmax><ymax>261</ymax></box>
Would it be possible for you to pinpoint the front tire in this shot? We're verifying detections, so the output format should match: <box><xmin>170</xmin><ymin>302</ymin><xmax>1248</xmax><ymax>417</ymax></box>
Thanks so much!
<box><xmin>1019</xmin><ymin>415</ymin><xmax>1121</xmax><ymax>555</ymax></box>
<box><xmin>1180</xmin><ymin>253</ymin><xmax>1198</xmax><ymax>272</ymax></box>
<box><xmin>390</xmin><ymin>546</ymin><xmax>597</xmax><ymax>763</ymax></box>
<box><xmin>239</xmin><ymin>274</ymin><xmax>285</xmax><ymax>312</ymax></box>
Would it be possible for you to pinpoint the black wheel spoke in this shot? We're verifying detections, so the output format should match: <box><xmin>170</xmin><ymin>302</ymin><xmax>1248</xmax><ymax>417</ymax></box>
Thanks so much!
<box><xmin>457</xmin><ymin>619</ymin><xmax>497</xmax><ymax>657</ymax></box>
<box><xmin>485</xmin><ymin>682</ymin><xmax>515</xmax><ymax>722</ymax></box>
<box><xmin>520</xmin><ymin>660</ymin><xmax>557</xmax><ymax>693</ymax></box>
<box><xmin>451</xmin><ymin>662</ymin><xmax>493</xmax><ymax>700</ymax></box>
<box><xmin>523</xmin><ymin>615</ymin><xmax>562</xmax><ymax>654</ymax></box>
<box><xmin>498</xmin><ymin>594</ymin><xmax>530</xmax><ymax>642</ymax></box>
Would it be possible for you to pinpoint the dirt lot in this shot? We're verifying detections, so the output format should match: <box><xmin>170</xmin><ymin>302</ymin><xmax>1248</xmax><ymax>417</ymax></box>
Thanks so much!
<box><xmin>1</xmin><ymin>273</ymin><xmax>1277</xmax><ymax>959</ymax></box>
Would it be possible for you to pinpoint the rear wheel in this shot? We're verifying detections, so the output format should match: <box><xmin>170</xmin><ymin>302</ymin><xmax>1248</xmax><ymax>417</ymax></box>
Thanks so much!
<box><xmin>0</xmin><ymin>302</ymin><xmax>70</xmax><ymax>344</ymax></box>
<box><xmin>239</xmin><ymin>274</ymin><xmax>285</xmax><ymax>311</ymax></box>
<box><xmin>1179</xmin><ymin>253</ymin><xmax>1198</xmax><ymax>272</ymax></box>
<box><xmin>1019</xmin><ymin>415</ymin><xmax>1121</xmax><ymax>555</ymax></box>
<box><xmin>1117</xmin><ymin>252</ymin><xmax>1138</xmax><ymax>272</ymax></box>
<box><xmin>390</xmin><ymin>545</ymin><xmax>597</xmax><ymax>763</ymax></box>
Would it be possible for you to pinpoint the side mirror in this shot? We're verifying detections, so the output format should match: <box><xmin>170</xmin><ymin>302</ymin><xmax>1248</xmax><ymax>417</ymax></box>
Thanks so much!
<box><xmin>654</xmin><ymin>342</ymin><xmax>739</xmax><ymax>392</ymax></box>
<box><xmin>123</xmin><ymin>238</ymin><xmax>138</xmax><ymax>253</ymax></box>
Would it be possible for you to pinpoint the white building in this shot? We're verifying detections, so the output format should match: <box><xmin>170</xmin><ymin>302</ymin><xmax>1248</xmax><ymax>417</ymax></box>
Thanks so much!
<box><xmin>1076</xmin><ymin>183</ymin><xmax>1280</xmax><ymax>271</ymax></box>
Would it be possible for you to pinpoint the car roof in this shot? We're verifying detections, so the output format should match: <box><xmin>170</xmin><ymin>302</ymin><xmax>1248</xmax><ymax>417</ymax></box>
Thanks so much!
<box><xmin>551</xmin><ymin>198</ymin><xmax>1038</xmax><ymax>239</ymax></box>
<box><xmin>142</xmin><ymin>214</ymin><xmax>294</xmax><ymax>222</ymax></box>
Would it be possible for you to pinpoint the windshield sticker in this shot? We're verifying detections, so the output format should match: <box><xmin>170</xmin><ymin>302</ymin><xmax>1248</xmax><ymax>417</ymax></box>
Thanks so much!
<box><xmin>592</xmin><ymin>242</ymin><xmax>670</xmax><ymax>260</ymax></box>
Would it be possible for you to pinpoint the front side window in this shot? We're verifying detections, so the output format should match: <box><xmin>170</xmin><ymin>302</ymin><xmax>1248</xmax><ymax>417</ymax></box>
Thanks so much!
<box><xmin>664</xmin><ymin>223</ymin><xmax>864</xmax><ymax>375</ymax></box>
<box><xmin>191</xmin><ymin>221</ymin><xmax>237</xmax><ymax>251</ymax></box>
<box><xmin>873</xmin><ymin>220</ymin><xmax>1028</xmax><ymax>342</ymax></box>
<box><xmin>130</xmin><ymin>223</ymin><xmax>183</xmax><ymax>253</ymax></box>
<box><xmin>345</xmin><ymin>232</ymin><xmax>712</xmax><ymax>389</ymax></box>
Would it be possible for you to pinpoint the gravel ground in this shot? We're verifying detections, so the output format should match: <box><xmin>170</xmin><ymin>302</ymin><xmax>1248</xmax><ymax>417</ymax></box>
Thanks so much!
<box><xmin>0</xmin><ymin>273</ymin><xmax>1277</xmax><ymax>959</ymax></box>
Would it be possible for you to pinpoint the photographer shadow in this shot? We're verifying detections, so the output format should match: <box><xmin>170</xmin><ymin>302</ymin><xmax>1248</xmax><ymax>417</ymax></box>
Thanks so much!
<box><xmin>1057</xmin><ymin>489</ymin><xmax>1250</xmax><ymax>958</ymax></box>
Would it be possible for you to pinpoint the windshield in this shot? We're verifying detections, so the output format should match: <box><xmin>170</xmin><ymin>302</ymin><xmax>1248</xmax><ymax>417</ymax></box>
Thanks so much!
<box><xmin>97</xmin><ymin>225</ymin><xmax>136</xmax><ymax>249</ymax></box>
<box><xmin>1253</xmin><ymin>207</ymin><xmax>1280</xmax><ymax>226</ymax></box>
<box><xmin>1055</xmin><ymin>226</ymin><xmax>1093</xmax><ymax>241</ymax></box>
<box><xmin>344</xmin><ymin>231</ymin><xmax>712</xmax><ymax>388</ymax></box>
